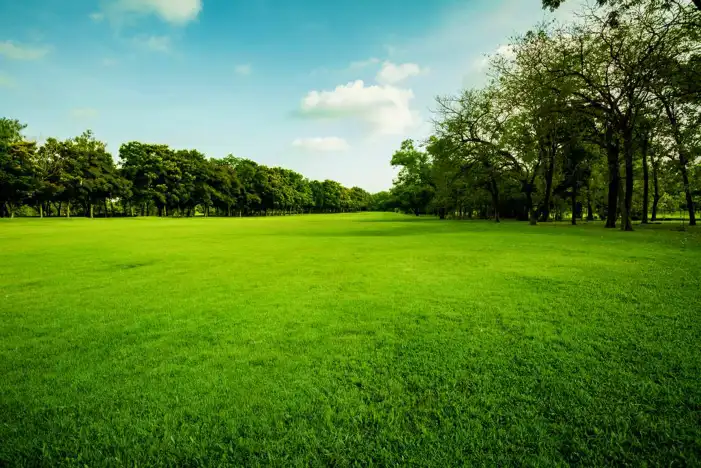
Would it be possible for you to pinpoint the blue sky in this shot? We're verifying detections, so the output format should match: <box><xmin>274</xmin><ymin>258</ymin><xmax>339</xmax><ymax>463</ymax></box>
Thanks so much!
<box><xmin>0</xmin><ymin>0</ymin><xmax>580</xmax><ymax>191</ymax></box>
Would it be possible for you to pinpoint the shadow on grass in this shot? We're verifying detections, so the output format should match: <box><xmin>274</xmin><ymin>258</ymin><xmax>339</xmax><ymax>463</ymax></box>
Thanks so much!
<box><xmin>290</xmin><ymin>227</ymin><xmax>451</xmax><ymax>238</ymax></box>
<box><xmin>354</xmin><ymin>216</ymin><xmax>441</xmax><ymax>224</ymax></box>
<box><xmin>109</xmin><ymin>260</ymin><xmax>158</xmax><ymax>271</ymax></box>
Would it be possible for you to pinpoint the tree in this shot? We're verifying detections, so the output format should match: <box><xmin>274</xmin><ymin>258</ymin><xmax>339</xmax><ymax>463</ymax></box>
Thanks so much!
<box><xmin>33</xmin><ymin>138</ymin><xmax>65</xmax><ymax>217</ymax></box>
<box><xmin>0</xmin><ymin>119</ymin><xmax>35</xmax><ymax>217</ymax></box>
<box><xmin>0</xmin><ymin>140</ymin><xmax>37</xmax><ymax>218</ymax></box>
<box><xmin>542</xmin><ymin>0</ymin><xmax>701</xmax><ymax>13</ymax></box>
<box><xmin>390</xmin><ymin>139</ymin><xmax>435</xmax><ymax>216</ymax></box>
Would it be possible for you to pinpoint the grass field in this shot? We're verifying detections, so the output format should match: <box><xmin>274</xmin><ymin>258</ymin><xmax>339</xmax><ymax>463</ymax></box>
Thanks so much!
<box><xmin>1</xmin><ymin>213</ymin><xmax>700</xmax><ymax>466</ymax></box>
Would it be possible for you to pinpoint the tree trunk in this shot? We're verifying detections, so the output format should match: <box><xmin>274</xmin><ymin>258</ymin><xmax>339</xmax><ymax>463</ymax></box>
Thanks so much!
<box><xmin>641</xmin><ymin>132</ymin><xmax>650</xmax><ymax>224</ymax></box>
<box><xmin>621</xmin><ymin>127</ymin><xmax>634</xmax><ymax>231</ymax></box>
<box><xmin>651</xmin><ymin>151</ymin><xmax>660</xmax><ymax>222</ymax></box>
<box><xmin>490</xmin><ymin>177</ymin><xmax>500</xmax><ymax>223</ymax></box>
<box><xmin>39</xmin><ymin>204</ymin><xmax>43</xmax><ymax>218</ymax></box>
<box><xmin>541</xmin><ymin>149</ymin><xmax>555</xmax><ymax>222</ymax></box>
<box><xmin>571</xmin><ymin>188</ymin><xmax>577</xmax><ymax>226</ymax></box>
<box><xmin>586</xmin><ymin>189</ymin><xmax>594</xmax><ymax>221</ymax></box>
<box><xmin>660</xmin><ymin>98</ymin><xmax>696</xmax><ymax>225</ymax></box>
<box><xmin>679</xmin><ymin>152</ymin><xmax>697</xmax><ymax>226</ymax></box>
<box><xmin>90</xmin><ymin>204</ymin><xmax>94</xmax><ymax>219</ymax></box>
<box><xmin>605</xmin><ymin>125</ymin><xmax>619</xmax><ymax>228</ymax></box>
<box><xmin>526</xmin><ymin>191</ymin><xmax>537</xmax><ymax>225</ymax></box>
<box><xmin>67</xmin><ymin>201</ymin><xmax>71</xmax><ymax>218</ymax></box>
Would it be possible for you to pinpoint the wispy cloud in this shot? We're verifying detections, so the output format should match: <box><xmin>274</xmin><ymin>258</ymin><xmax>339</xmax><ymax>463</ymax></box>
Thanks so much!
<box><xmin>0</xmin><ymin>40</ymin><xmax>51</xmax><ymax>60</ymax></box>
<box><xmin>376</xmin><ymin>62</ymin><xmax>426</xmax><ymax>85</ymax></box>
<box><xmin>473</xmin><ymin>44</ymin><xmax>516</xmax><ymax>72</ymax></box>
<box><xmin>71</xmin><ymin>108</ymin><xmax>99</xmax><ymax>120</ymax></box>
<box><xmin>349</xmin><ymin>57</ymin><xmax>380</xmax><ymax>70</ymax></box>
<box><xmin>102</xmin><ymin>58</ymin><xmax>118</xmax><ymax>67</ymax></box>
<box><xmin>292</xmin><ymin>137</ymin><xmax>350</xmax><ymax>152</ymax></box>
<box><xmin>98</xmin><ymin>0</ymin><xmax>203</xmax><ymax>26</ymax></box>
<box><xmin>133</xmin><ymin>35</ymin><xmax>171</xmax><ymax>53</ymax></box>
<box><xmin>89</xmin><ymin>12</ymin><xmax>105</xmax><ymax>22</ymax></box>
<box><xmin>0</xmin><ymin>72</ymin><xmax>15</xmax><ymax>88</ymax></box>
<box><xmin>235</xmin><ymin>64</ymin><xmax>252</xmax><ymax>76</ymax></box>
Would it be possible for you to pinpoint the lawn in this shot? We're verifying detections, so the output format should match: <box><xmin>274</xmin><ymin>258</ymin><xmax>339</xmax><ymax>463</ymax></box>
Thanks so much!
<box><xmin>1</xmin><ymin>213</ymin><xmax>700</xmax><ymax>466</ymax></box>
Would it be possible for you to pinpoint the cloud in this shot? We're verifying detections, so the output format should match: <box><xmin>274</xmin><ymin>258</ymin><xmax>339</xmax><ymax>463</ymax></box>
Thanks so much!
<box><xmin>473</xmin><ymin>44</ymin><xmax>516</xmax><ymax>71</ymax></box>
<box><xmin>133</xmin><ymin>35</ymin><xmax>171</xmax><ymax>53</ymax></box>
<box><xmin>292</xmin><ymin>137</ymin><xmax>350</xmax><ymax>152</ymax></box>
<box><xmin>0</xmin><ymin>41</ymin><xmax>50</xmax><ymax>60</ymax></box>
<box><xmin>349</xmin><ymin>57</ymin><xmax>380</xmax><ymax>70</ymax></box>
<box><xmin>235</xmin><ymin>64</ymin><xmax>252</xmax><ymax>76</ymax></box>
<box><xmin>102</xmin><ymin>58</ymin><xmax>118</xmax><ymax>66</ymax></box>
<box><xmin>0</xmin><ymin>72</ymin><xmax>15</xmax><ymax>87</ymax></box>
<box><xmin>376</xmin><ymin>62</ymin><xmax>425</xmax><ymax>85</ymax></box>
<box><xmin>101</xmin><ymin>0</ymin><xmax>202</xmax><ymax>25</ymax></box>
<box><xmin>71</xmin><ymin>108</ymin><xmax>99</xmax><ymax>119</ymax></box>
<box><xmin>89</xmin><ymin>12</ymin><xmax>105</xmax><ymax>22</ymax></box>
<box><xmin>300</xmin><ymin>80</ymin><xmax>420</xmax><ymax>135</ymax></box>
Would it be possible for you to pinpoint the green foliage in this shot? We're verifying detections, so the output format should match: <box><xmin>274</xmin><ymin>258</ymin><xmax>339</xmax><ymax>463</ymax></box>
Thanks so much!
<box><xmin>390</xmin><ymin>139</ymin><xmax>435</xmax><ymax>215</ymax></box>
<box><xmin>390</xmin><ymin>0</ymin><xmax>700</xmax><ymax>227</ymax></box>
<box><xmin>0</xmin><ymin>127</ymin><xmax>373</xmax><ymax>218</ymax></box>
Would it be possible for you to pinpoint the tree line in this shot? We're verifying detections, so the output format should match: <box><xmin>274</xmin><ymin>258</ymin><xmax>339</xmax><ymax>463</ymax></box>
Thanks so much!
<box><xmin>381</xmin><ymin>0</ymin><xmax>700</xmax><ymax>229</ymax></box>
<box><xmin>0</xmin><ymin>122</ymin><xmax>376</xmax><ymax>218</ymax></box>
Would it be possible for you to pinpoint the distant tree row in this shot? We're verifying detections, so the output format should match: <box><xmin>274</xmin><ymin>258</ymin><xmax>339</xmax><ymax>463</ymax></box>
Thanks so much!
<box><xmin>0</xmin><ymin>121</ymin><xmax>376</xmax><ymax>218</ymax></box>
<box><xmin>384</xmin><ymin>0</ymin><xmax>700</xmax><ymax>228</ymax></box>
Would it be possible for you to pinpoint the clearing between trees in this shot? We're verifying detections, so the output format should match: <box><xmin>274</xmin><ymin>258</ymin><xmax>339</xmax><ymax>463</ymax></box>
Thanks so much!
<box><xmin>1</xmin><ymin>213</ymin><xmax>699</xmax><ymax>466</ymax></box>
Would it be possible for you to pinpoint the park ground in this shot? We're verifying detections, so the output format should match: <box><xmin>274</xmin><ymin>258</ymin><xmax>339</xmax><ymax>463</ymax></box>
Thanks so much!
<box><xmin>1</xmin><ymin>213</ymin><xmax>700</xmax><ymax>466</ymax></box>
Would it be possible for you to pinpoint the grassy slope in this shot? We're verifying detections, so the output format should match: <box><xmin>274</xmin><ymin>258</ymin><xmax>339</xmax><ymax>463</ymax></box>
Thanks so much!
<box><xmin>1</xmin><ymin>213</ymin><xmax>699</xmax><ymax>466</ymax></box>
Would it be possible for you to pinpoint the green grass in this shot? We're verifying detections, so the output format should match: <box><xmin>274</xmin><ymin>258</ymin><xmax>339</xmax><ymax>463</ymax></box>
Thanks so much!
<box><xmin>1</xmin><ymin>213</ymin><xmax>700</xmax><ymax>466</ymax></box>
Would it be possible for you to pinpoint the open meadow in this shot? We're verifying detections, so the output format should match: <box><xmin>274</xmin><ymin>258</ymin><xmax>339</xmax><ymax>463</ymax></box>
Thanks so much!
<box><xmin>1</xmin><ymin>213</ymin><xmax>700</xmax><ymax>466</ymax></box>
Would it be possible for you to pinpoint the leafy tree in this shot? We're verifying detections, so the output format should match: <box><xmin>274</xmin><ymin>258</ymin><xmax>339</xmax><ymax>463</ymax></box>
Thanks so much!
<box><xmin>542</xmin><ymin>0</ymin><xmax>701</xmax><ymax>12</ymax></box>
<box><xmin>0</xmin><ymin>139</ymin><xmax>37</xmax><ymax>218</ymax></box>
<box><xmin>390</xmin><ymin>140</ymin><xmax>435</xmax><ymax>216</ymax></box>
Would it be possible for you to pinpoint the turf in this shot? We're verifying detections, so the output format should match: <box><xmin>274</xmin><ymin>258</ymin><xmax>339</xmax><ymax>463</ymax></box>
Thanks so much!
<box><xmin>1</xmin><ymin>213</ymin><xmax>700</xmax><ymax>466</ymax></box>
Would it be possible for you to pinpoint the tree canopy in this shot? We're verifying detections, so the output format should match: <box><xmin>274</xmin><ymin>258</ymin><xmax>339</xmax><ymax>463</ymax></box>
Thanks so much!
<box><xmin>384</xmin><ymin>0</ymin><xmax>700</xmax><ymax>229</ymax></box>
<box><xmin>0</xmin><ymin>126</ymin><xmax>374</xmax><ymax>218</ymax></box>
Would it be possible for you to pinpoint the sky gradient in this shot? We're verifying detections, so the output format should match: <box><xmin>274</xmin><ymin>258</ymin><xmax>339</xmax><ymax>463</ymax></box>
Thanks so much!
<box><xmin>0</xmin><ymin>0</ymin><xmax>581</xmax><ymax>191</ymax></box>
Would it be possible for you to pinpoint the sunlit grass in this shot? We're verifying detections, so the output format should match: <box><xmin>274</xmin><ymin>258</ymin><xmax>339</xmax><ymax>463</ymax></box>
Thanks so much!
<box><xmin>1</xmin><ymin>213</ymin><xmax>699</xmax><ymax>466</ymax></box>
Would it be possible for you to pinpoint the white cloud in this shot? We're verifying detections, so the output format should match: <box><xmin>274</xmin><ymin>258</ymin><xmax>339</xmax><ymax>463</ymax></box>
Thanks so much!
<box><xmin>71</xmin><ymin>108</ymin><xmax>99</xmax><ymax>119</ymax></box>
<box><xmin>0</xmin><ymin>41</ymin><xmax>50</xmax><ymax>60</ymax></box>
<box><xmin>133</xmin><ymin>35</ymin><xmax>171</xmax><ymax>53</ymax></box>
<box><xmin>89</xmin><ymin>12</ymin><xmax>105</xmax><ymax>22</ymax></box>
<box><xmin>292</xmin><ymin>137</ymin><xmax>350</xmax><ymax>152</ymax></box>
<box><xmin>235</xmin><ymin>64</ymin><xmax>252</xmax><ymax>76</ymax></box>
<box><xmin>102</xmin><ymin>58</ymin><xmax>118</xmax><ymax>66</ymax></box>
<box><xmin>349</xmin><ymin>57</ymin><xmax>380</xmax><ymax>70</ymax></box>
<box><xmin>473</xmin><ymin>44</ymin><xmax>516</xmax><ymax>71</ymax></box>
<box><xmin>101</xmin><ymin>0</ymin><xmax>202</xmax><ymax>25</ymax></box>
<box><xmin>300</xmin><ymin>80</ymin><xmax>420</xmax><ymax>135</ymax></box>
<box><xmin>376</xmin><ymin>62</ymin><xmax>424</xmax><ymax>85</ymax></box>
